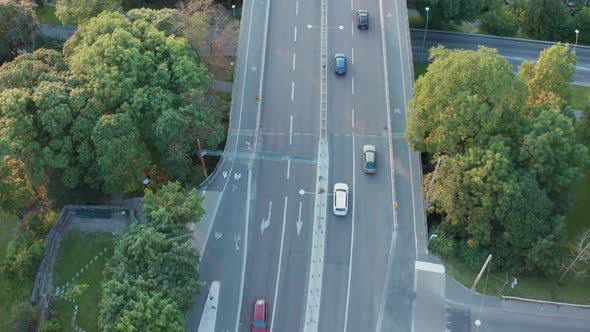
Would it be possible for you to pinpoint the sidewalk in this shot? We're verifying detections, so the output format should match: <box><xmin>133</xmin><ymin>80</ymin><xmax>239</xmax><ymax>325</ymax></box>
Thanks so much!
<box><xmin>189</xmin><ymin>190</ymin><xmax>222</xmax><ymax>255</ymax></box>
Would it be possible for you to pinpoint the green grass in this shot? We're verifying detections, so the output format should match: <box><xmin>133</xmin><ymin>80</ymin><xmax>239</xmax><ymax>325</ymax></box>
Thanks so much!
<box><xmin>445</xmin><ymin>256</ymin><xmax>590</xmax><ymax>304</ymax></box>
<box><xmin>413</xmin><ymin>61</ymin><xmax>429</xmax><ymax>79</ymax></box>
<box><xmin>0</xmin><ymin>213</ymin><xmax>34</xmax><ymax>332</ymax></box>
<box><xmin>408</xmin><ymin>15</ymin><xmax>425</xmax><ymax>29</ymax></box>
<box><xmin>570</xmin><ymin>85</ymin><xmax>590</xmax><ymax>110</ymax></box>
<box><xmin>36</xmin><ymin>6</ymin><xmax>61</xmax><ymax>25</ymax></box>
<box><xmin>52</xmin><ymin>231</ymin><xmax>115</xmax><ymax>332</ymax></box>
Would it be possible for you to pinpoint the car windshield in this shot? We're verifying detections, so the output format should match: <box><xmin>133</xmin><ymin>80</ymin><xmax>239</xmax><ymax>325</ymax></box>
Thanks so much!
<box><xmin>366</xmin><ymin>161</ymin><xmax>375</xmax><ymax>169</ymax></box>
<box><xmin>360</xmin><ymin>15</ymin><xmax>367</xmax><ymax>23</ymax></box>
<box><xmin>254</xmin><ymin>320</ymin><xmax>266</xmax><ymax>329</ymax></box>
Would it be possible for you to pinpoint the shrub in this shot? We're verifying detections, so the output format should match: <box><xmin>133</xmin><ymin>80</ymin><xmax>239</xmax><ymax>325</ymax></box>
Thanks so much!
<box><xmin>481</xmin><ymin>5</ymin><xmax>519</xmax><ymax>37</ymax></box>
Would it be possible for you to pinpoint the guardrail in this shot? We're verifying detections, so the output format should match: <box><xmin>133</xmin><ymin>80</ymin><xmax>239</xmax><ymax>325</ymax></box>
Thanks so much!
<box><xmin>410</xmin><ymin>28</ymin><xmax>590</xmax><ymax>50</ymax></box>
<box><xmin>502</xmin><ymin>296</ymin><xmax>590</xmax><ymax>309</ymax></box>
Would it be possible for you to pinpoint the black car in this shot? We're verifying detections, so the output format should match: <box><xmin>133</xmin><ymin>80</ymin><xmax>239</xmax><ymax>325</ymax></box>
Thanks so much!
<box><xmin>357</xmin><ymin>10</ymin><xmax>369</xmax><ymax>29</ymax></box>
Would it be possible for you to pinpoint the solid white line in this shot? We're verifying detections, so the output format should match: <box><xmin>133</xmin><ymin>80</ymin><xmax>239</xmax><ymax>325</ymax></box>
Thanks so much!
<box><xmin>287</xmin><ymin>159</ymin><xmax>291</xmax><ymax>180</ymax></box>
<box><xmin>352</xmin><ymin>47</ymin><xmax>354</xmax><ymax>65</ymax></box>
<box><xmin>270</xmin><ymin>196</ymin><xmax>289</xmax><ymax>332</ymax></box>
<box><xmin>294</xmin><ymin>26</ymin><xmax>297</xmax><ymax>42</ymax></box>
<box><xmin>296</xmin><ymin>0</ymin><xmax>299</xmax><ymax>16</ymax></box>
<box><xmin>234</xmin><ymin>0</ymin><xmax>262</xmax><ymax>328</ymax></box>
<box><xmin>291</xmin><ymin>81</ymin><xmax>295</xmax><ymax>101</ymax></box>
<box><xmin>415</xmin><ymin>261</ymin><xmax>445</xmax><ymax>273</ymax></box>
<box><xmin>289</xmin><ymin>115</ymin><xmax>293</xmax><ymax>145</ymax></box>
<box><xmin>351</xmin><ymin>77</ymin><xmax>355</xmax><ymax>95</ymax></box>
<box><xmin>293</xmin><ymin>53</ymin><xmax>296</xmax><ymax>71</ymax></box>
<box><xmin>351</xmin><ymin>0</ymin><xmax>353</xmax><ymax>10</ymax></box>
<box><xmin>351</xmin><ymin>108</ymin><xmax>355</xmax><ymax>129</ymax></box>
<box><xmin>344</xmin><ymin>130</ymin><xmax>357</xmax><ymax>332</ymax></box>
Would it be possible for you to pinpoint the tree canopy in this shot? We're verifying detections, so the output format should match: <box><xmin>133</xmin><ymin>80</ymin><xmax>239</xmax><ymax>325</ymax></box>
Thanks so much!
<box><xmin>55</xmin><ymin>0</ymin><xmax>121</xmax><ymax>25</ymax></box>
<box><xmin>408</xmin><ymin>45</ymin><xmax>589</xmax><ymax>273</ymax></box>
<box><xmin>0</xmin><ymin>10</ymin><xmax>224</xmax><ymax>197</ymax></box>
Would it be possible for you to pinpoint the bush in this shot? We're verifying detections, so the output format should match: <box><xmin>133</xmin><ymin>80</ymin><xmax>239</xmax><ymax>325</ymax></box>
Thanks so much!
<box><xmin>2</xmin><ymin>237</ymin><xmax>45</xmax><ymax>281</ymax></box>
<box><xmin>429</xmin><ymin>228</ymin><xmax>456</xmax><ymax>259</ymax></box>
<box><xmin>10</xmin><ymin>301</ymin><xmax>37</xmax><ymax>332</ymax></box>
<box><xmin>481</xmin><ymin>5</ymin><xmax>519</xmax><ymax>37</ymax></box>
<box><xmin>42</xmin><ymin>319</ymin><xmax>62</xmax><ymax>332</ymax></box>
<box><xmin>456</xmin><ymin>241</ymin><xmax>489</xmax><ymax>271</ymax></box>
<box><xmin>35</xmin><ymin>34</ymin><xmax>67</xmax><ymax>52</ymax></box>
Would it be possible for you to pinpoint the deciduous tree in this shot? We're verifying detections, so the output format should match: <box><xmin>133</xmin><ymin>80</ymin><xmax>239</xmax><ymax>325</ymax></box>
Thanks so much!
<box><xmin>56</xmin><ymin>0</ymin><xmax>121</xmax><ymax>25</ymax></box>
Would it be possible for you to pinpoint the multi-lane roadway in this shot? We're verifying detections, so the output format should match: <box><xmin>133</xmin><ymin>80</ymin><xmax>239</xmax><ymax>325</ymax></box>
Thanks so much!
<box><xmin>188</xmin><ymin>1</ymin><xmax>590</xmax><ymax>332</ymax></box>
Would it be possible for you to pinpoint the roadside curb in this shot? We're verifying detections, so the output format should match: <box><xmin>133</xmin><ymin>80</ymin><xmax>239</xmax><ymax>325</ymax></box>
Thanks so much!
<box><xmin>501</xmin><ymin>296</ymin><xmax>590</xmax><ymax>309</ymax></box>
<box><xmin>410</xmin><ymin>28</ymin><xmax>590</xmax><ymax>50</ymax></box>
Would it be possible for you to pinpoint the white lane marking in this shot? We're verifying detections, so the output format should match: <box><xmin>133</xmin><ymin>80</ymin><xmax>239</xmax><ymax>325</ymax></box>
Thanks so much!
<box><xmin>352</xmin><ymin>47</ymin><xmax>354</xmax><ymax>65</ymax></box>
<box><xmin>260</xmin><ymin>201</ymin><xmax>272</xmax><ymax>235</ymax></box>
<box><xmin>287</xmin><ymin>159</ymin><xmax>291</xmax><ymax>180</ymax></box>
<box><xmin>293</xmin><ymin>53</ymin><xmax>296</xmax><ymax>71</ymax></box>
<box><xmin>415</xmin><ymin>261</ymin><xmax>445</xmax><ymax>273</ymax></box>
<box><xmin>351</xmin><ymin>76</ymin><xmax>355</xmax><ymax>95</ymax></box>
<box><xmin>296</xmin><ymin>201</ymin><xmax>303</xmax><ymax>236</ymax></box>
<box><xmin>289</xmin><ymin>115</ymin><xmax>294</xmax><ymax>145</ymax></box>
<box><xmin>234</xmin><ymin>0</ymin><xmax>260</xmax><ymax>326</ymax></box>
<box><xmin>344</xmin><ymin>129</ymin><xmax>357</xmax><ymax>332</ymax></box>
<box><xmin>352</xmin><ymin>108</ymin><xmax>355</xmax><ymax>129</ymax></box>
<box><xmin>351</xmin><ymin>0</ymin><xmax>353</xmax><ymax>10</ymax></box>
<box><xmin>291</xmin><ymin>81</ymin><xmax>295</xmax><ymax>101</ymax></box>
<box><xmin>351</xmin><ymin>20</ymin><xmax>354</xmax><ymax>37</ymax></box>
<box><xmin>296</xmin><ymin>0</ymin><xmax>299</xmax><ymax>16</ymax></box>
<box><xmin>294</xmin><ymin>26</ymin><xmax>297</xmax><ymax>42</ymax></box>
<box><xmin>270</xmin><ymin>196</ymin><xmax>289</xmax><ymax>332</ymax></box>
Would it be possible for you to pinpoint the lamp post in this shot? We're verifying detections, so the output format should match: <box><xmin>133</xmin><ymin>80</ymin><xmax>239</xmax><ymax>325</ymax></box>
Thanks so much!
<box><xmin>422</xmin><ymin>7</ymin><xmax>430</xmax><ymax>51</ymax></box>
<box><xmin>232</xmin><ymin>4</ymin><xmax>236</xmax><ymax>19</ymax></box>
<box><xmin>574</xmin><ymin>29</ymin><xmax>580</xmax><ymax>52</ymax></box>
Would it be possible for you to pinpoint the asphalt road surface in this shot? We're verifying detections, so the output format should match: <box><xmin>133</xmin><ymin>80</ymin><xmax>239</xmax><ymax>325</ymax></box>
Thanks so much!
<box><xmin>411</xmin><ymin>29</ymin><xmax>590</xmax><ymax>87</ymax></box>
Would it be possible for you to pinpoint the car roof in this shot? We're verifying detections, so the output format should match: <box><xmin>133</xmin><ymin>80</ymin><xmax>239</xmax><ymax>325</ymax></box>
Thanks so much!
<box><xmin>363</xmin><ymin>144</ymin><xmax>375</xmax><ymax>152</ymax></box>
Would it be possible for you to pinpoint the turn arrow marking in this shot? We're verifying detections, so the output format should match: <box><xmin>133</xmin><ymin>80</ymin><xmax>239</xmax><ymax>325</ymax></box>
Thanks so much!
<box><xmin>260</xmin><ymin>201</ymin><xmax>272</xmax><ymax>235</ymax></box>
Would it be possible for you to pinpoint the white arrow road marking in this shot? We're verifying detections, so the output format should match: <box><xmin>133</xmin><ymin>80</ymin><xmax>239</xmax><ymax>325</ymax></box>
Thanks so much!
<box><xmin>260</xmin><ymin>201</ymin><xmax>272</xmax><ymax>235</ymax></box>
<box><xmin>234</xmin><ymin>172</ymin><xmax>241</xmax><ymax>181</ymax></box>
<box><xmin>394</xmin><ymin>107</ymin><xmax>401</xmax><ymax>114</ymax></box>
<box><xmin>223</xmin><ymin>171</ymin><xmax>228</xmax><ymax>179</ymax></box>
<box><xmin>214</xmin><ymin>232</ymin><xmax>222</xmax><ymax>240</ymax></box>
<box><xmin>296</xmin><ymin>201</ymin><xmax>303</xmax><ymax>236</ymax></box>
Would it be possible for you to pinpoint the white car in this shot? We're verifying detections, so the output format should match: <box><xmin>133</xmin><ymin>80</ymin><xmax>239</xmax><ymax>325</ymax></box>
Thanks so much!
<box><xmin>333</xmin><ymin>183</ymin><xmax>349</xmax><ymax>216</ymax></box>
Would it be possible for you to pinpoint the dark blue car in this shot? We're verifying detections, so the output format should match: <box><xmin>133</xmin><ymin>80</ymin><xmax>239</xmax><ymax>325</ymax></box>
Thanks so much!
<box><xmin>334</xmin><ymin>53</ymin><xmax>346</xmax><ymax>76</ymax></box>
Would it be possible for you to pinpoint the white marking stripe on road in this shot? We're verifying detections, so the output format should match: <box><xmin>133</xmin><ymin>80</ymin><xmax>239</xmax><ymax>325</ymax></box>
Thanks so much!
<box><xmin>296</xmin><ymin>0</ymin><xmax>299</xmax><ymax>16</ymax></box>
<box><xmin>352</xmin><ymin>47</ymin><xmax>354</xmax><ymax>65</ymax></box>
<box><xmin>287</xmin><ymin>159</ymin><xmax>291</xmax><ymax>180</ymax></box>
<box><xmin>415</xmin><ymin>261</ymin><xmax>445</xmax><ymax>274</ymax></box>
<box><xmin>270</xmin><ymin>196</ymin><xmax>289</xmax><ymax>332</ymax></box>
<box><xmin>289</xmin><ymin>115</ymin><xmax>293</xmax><ymax>145</ymax></box>
<box><xmin>197</xmin><ymin>281</ymin><xmax>220</xmax><ymax>332</ymax></box>
<box><xmin>351</xmin><ymin>20</ymin><xmax>354</xmax><ymax>37</ymax></box>
<box><xmin>352</xmin><ymin>76</ymin><xmax>355</xmax><ymax>95</ymax></box>
<box><xmin>291</xmin><ymin>81</ymin><xmax>295</xmax><ymax>101</ymax></box>
<box><xmin>294</xmin><ymin>26</ymin><xmax>297</xmax><ymax>42</ymax></box>
<box><xmin>293</xmin><ymin>53</ymin><xmax>296</xmax><ymax>71</ymax></box>
<box><xmin>351</xmin><ymin>108</ymin><xmax>355</xmax><ymax>129</ymax></box>
<box><xmin>344</xmin><ymin>130</ymin><xmax>357</xmax><ymax>332</ymax></box>
<box><xmin>351</xmin><ymin>0</ymin><xmax>353</xmax><ymax>10</ymax></box>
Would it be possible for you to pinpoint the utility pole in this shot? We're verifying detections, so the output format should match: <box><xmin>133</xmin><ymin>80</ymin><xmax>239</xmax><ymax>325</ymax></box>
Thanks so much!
<box><xmin>425</xmin><ymin>157</ymin><xmax>442</xmax><ymax>204</ymax></box>
<box><xmin>422</xmin><ymin>7</ymin><xmax>430</xmax><ymax>51</ymax></box>
<box><xmin>197</xmin><ymin>138</ymin><xmax>208</xmax><ymax>177</ymax></box>
<box><xmin>574</xmin><ymin>29</ymin><xmax>580</xmax><ymax>52</ymax></box>
<box><xmin>471</xmin><ymin>254</ymin><xmax>492</xmax><ymax>291</ymax></box>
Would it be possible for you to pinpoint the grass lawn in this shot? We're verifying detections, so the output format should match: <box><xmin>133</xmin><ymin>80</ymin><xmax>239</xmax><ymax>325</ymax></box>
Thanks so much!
<box><xmin>570</xmin><ymin>85</ymin><xmax>590</xmax><ymax>110</ymax></box>
<box><xmin>36</xmin><ymin>6</ymin><xmax>61</xmax><ymax>25</ymax></box>
<box><xmin>445</xmin><ymin>256</ymin><xmax>590</xmax><ymax>304</ymax></box>
<box><xmin>52</xmin><ymin>231</ymin><xmax>115</xmax><ymax>332</ymax></box>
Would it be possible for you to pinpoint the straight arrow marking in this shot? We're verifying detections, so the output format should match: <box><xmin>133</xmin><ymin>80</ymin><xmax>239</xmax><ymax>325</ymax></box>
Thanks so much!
<box><xmin>296</xmin><ymin>201</ymin><xmax>303</xmax><ymax>236</ymax></box>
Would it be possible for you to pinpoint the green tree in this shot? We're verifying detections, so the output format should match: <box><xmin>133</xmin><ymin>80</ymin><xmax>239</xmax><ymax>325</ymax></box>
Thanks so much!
<box><xmin>42</xmin><ymin>319</ymin><xmax>62</xmax><ymax>332</ymax></box>
<box><xmin>127</xmin><ymin>7</ymin><xmax>178</xmax><ymax>35</ymax></box>
<box><xmin>522</xmin><ymin>0</ymin><xmax>571</xmax><ymax>41</ymax></box>
<box><xmin>92</xmin><ymin>113</ymin><xmax>151</xmax><ymax>194</ymax></box>
<box><xmin>572</xmin><ymin>7</ymin><xmax>590</xmax><ymax>45</ymax></box>
<box><xmin>519</xmin><ymin>44</ymin><xmax>576</xmax><ymax>108</ymax></box>
<box><xmin>55</xmin><ymin>0</ymin><xmax>121</xmax><ymax>25</ymax></box>
<box><xmin>406</xmin><ymin>46</ymin><xmax>528</xmax><ymax>155</ymax></box>
<box><xmin>575</xmin><ymin>100</ymin><xmax>590</xmax><ymax>148</ymax></box>
<box><xmin>113</xmin><ymin>293</ymin><xmax>185</xmax><ymax>332</ymax></box>
<box><xmin>99</xmin><ymin>224</ymin><xmax>200</xmax><ymax>331</ymax></box>
<box><xmin>420</xmin><ymin>0</ymin><xmax>484</xmax><ymax>26</ymax></box>
<box><xmin>143</xmin><ymin>181</ymin><xmax>204</xmax><ymax>228</ymax></box>
<box><xmin>480</xmin><ymin>2</ymin><xmax>519</xmax><ymax>36</ymax></box>
<box><xmin>0</xmin><ymin>0</ymin><xmax>38</xmax><ymax>55</ymax></box>
<box><xmin>10</xmin><ymin>301</ymin><xmax>37</xmax><ymax>332</ymax></box>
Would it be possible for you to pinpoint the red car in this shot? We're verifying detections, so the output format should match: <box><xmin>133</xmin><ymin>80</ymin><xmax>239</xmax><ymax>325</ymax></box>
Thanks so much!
<box><xmin>251</xmin><ymin>299</ymin><xmax>269</xmax><ymax>332</ymax></box>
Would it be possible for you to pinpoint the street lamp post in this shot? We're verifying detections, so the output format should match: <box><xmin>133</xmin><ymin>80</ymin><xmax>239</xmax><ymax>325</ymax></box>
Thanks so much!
<box><xmin>574</xmin><ymin>29</ymin><xmax>580</xmax><ymax>52</ymax></box>
<box><xmin>422</xmin><ymin>7</ymin><xmax>430</xmax><ymax>51</ymax></box>
<box><xmin>232</xmin><ymin>4</ymin><xmax>236</xmax><ymax>19</ymax></box>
